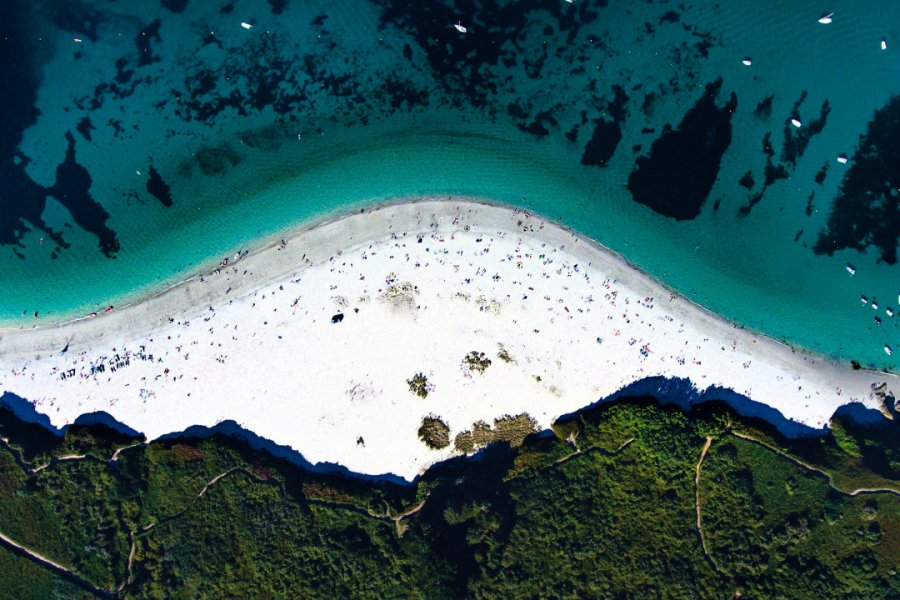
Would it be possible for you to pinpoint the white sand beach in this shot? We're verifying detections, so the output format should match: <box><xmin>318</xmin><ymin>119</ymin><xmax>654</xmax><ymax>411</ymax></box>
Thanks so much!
<box><xmin>0</xmin><ymin>198</ymin><xmax>894</xmax><ymax>479</ymax></box>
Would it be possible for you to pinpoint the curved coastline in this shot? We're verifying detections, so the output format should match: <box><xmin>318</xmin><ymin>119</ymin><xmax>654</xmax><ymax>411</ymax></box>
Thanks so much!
<box><xmin>0</xmin><ymin>197</ymin><xmax>896</xmax><ymax>479</ymax></box>
<box><xmin>0</xmin><ymin>195</ymin><xmax>892</xmax><ymax>376</ymax></box>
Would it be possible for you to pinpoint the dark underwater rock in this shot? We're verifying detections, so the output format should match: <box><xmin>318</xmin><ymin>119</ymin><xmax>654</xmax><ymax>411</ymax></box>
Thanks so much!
<box><xmin>627</xmin><ymin>79</ymin><xmax>737</xmax><ymax>220</ymax></box>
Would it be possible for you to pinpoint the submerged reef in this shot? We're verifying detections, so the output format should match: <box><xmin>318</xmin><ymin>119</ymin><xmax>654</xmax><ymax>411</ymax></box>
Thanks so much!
<box><xmin>816</xmin><ymin>95</ymin><xmax>900</xmax><ymax>264</ymax></box>
<box><xmin>627</xmin><ymin>79</ymin><xmax>737</xmax><ymax>220</ymax></box>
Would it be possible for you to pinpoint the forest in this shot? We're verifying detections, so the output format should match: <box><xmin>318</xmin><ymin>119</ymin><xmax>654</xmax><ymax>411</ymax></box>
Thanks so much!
<box><xmin>0</xmin><ymin>395</ymin><xmax>896</xmax><ymax>598</ymax></box>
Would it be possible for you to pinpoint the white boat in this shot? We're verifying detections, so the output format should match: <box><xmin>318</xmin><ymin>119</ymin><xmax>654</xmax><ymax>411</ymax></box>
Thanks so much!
<box><xmin>741</xmin><ymin>57</ymin><xmax>752</xmax><ymax>66</ymax></box>
<box><xmin>875</xmin><ymin>316</ymin><xmax>882</xmax><ymax>325</ymax></box>
<box><xmin>241</xmin><ymin>22</ymin><xmax>253</xmax><ymax>29</ymax></box>
<box><xmin>882</xmin><ymin>38</ymin><xmax>887</xmax><ymax>50</ymax></box>
<box><xmin>818</xmin><ymin>12</ymin><xmax>834</xmax><ymax>25</ymax></box>
<box><xmin>887</xmin><ymin>307</ymin><xmax>894</xmax><ymax>317</ymax></box>
<box><xmin>886</xmin><ymin>345</ymin><xmax>893</xmax><ymax>356</ymax></box>
<box><xmin>453</xmin><ymin>21</ymin><xmax>467</xmax><ymax>33</ymax></box>
<box><xmin>791</xmin><ymin>118</ymin><xmax>802</xmax><ymax>128</ymax></box>
<box><xmin>861</xmin><ymin>295</ymin><xmax>868</xmax><ymax>305</ymax></box>
<box><xmin>846</xmin><ymin>263</ymin><xmax>856</xmax><ymax>276</ymax></box>
<box><xmin>873</xmin><ymin>301</ymin><xmax>879</xmax><ymax>310</ymax></box>
<box><xmin>837</xmin><ymin>153</ymin><xmax>848</xmax><ymax>164</ymax></box>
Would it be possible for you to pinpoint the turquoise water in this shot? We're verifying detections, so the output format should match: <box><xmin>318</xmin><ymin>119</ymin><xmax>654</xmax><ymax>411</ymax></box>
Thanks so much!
<box><xmin>2</xmin><ymin>0</ymin><xmax>900</xmax><ymax>370</ymax></box>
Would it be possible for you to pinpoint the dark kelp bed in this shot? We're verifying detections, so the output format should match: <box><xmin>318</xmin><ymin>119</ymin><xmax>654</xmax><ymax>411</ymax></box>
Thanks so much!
<box><xmin>0</xmin><ymin>396</ymin><xmax>896</xmax><ymax>599</ymax></box>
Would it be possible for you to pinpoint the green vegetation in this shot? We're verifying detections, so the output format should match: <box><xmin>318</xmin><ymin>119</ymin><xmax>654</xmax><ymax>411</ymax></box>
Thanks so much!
<box><xmin>418</xmin><ymin>416</ymin><xmax>451</xmax><ymax>450</ymax></box>
<box><xmin>0</xmin><ymin>549</ymin><xmax>88</xmax><ymax>599</ymax></box>
<box><xmin>830</xmin><ymin>416</ymin><xmax>863</xmax><ymax>458</ymax></box>
<box><xmin>0</xmin><ymin>398</ymin><xmax>896</xmax><ymax>598</ymax></box>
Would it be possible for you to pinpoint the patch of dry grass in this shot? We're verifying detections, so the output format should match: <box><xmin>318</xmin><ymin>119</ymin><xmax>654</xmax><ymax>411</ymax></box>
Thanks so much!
<box><xmin>418</xmin><ymin>415</ymin><xmax>451</xmax><ymax>450</ymax></box>
<box><xmin>378</xmin><ymin>281</ymin><xmax>418</xmax><ymax>312</ymax></box>
<box><xmin>454</xmin><ymin>413</ymin><xmax>539</xmax><ymax>454</ymax></box>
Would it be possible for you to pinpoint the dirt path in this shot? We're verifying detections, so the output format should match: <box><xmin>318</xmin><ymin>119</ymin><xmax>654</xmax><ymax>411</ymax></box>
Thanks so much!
<box><xmin>0</xmin><ymin>531</ymin><xmax>114</xmax><ymax>598</ymax></box>
<box><xmin>550</xmin><ymin>437</ymin><xmax>636</xmax><ymax>469</ymax></box>
<box><xmin>118</xmin><ymin>532</ymin><xmax>137</xmax><ymax>594</ymax></box>
<box><xmin>31</xmin><ymin>454</ymin><xmax>86</xmax><ymax>474</ymax></box>
<box><xmin>386</xmin><ymin>495</ymin><xmax>431</xmax><ymax>537</ymax></box>
<box><xmin>0</xmin><ymin>438</ymin><xmax>152</xmax><ymax>596</ymax></box>
<box><xmin>731</xmin><ymin>432</ymin><xmax>900</xmax><ymax>497</ymax></box>
<box><xmin>123</xmin><ymin>463</ymin><xmax>430</xmax><ymax>586</ymax></box>
<box><xmin>694</xmin><ymin>436</ymin><xmax>723</xmax><ymax>576</ymax></box>
<box><xmin>0</xmin><ymin>436</ymin><xmax>31</xmax><ymax>471</ymax></box>
<box><xmin>110</xmin><ymin>442</ymin><xmax>145</xmax><ymax>462</ymax></box>
<box><xmin>0</xmin><ymin>437</ymin><xmax>145</xmax><ymax>476</ymax></box>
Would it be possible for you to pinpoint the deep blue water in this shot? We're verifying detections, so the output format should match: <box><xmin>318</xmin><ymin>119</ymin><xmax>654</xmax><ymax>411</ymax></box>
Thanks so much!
<box><xmin>1</xmin><ymin>0</ymin><xmax>900</xmax><ymax>370</ymax></box>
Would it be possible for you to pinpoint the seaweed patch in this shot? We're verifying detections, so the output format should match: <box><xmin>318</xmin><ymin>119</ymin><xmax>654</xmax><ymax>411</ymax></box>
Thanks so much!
<box><xmin>47</xmin><ymin>132</ymin><xmax>119</xmax><ymax>257</ymax></box>
<box><xmin>627</xmin><ymin>79</ymin><xmax>737</xmax><ymax>220</ymax></box>
<box><xmin>815</xmin><ymin>95</ymin><xmax>900</xmax><ymax>264</ymax></box>
<box><xmin>135</xmin><ymin>19</ymin><xmax>162</xmax><ymax>67</ymax></box>
<box><xmin>146</xmin><ymin>164</ymin><xmax>174</xmax><ymax>207</ymax></box>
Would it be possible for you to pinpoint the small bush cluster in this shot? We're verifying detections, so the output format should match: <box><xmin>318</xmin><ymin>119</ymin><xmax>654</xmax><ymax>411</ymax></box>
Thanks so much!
<box><xmin>418</xmin><ymin>415</ymin><xmax>451</xmax><ymax>450</ymax></box>
<box><xmin>497</xmin><ymin>347</ymin><xmax>513</xmax><ymax>362</ymax></box>
<box><xmin>407</xmin><ymin>372</ymin><xmax>431</xmax><ymax>398</ymax></box>
<box><xmin>454</xmin><ymin>413</ymin><xmax>539</xmax><ymax>453</ymax></box>
<box><xmin>463</xmin><ymin>351</ymin><xmax>492</xmax><ymax>374</ymax></box>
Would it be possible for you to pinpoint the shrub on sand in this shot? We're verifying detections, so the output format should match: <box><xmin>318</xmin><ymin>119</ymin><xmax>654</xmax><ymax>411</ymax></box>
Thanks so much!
<box><xmin>407</xmin><ymin>372</ymin><xmax>431</xmax><ymax>398</ymax></box>
<box><xmin>454</xmin><ymin>413</ymin><xmax>539</xmax><ymax>453</ymax></box>
<box><xmin>463</xmin><ymin>351</ymin><xmax>492</xmax><ymax>374</ymax></box>
<box><xmin>418</xmin><ymin>415</ymin><xmax>451</xmax><ymax>450</ymax></box>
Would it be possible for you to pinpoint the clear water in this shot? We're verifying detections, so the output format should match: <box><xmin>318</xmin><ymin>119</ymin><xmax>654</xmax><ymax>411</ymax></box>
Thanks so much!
<box><xmin>2</xmin><ymin>0</ymin><xmax>900</xmax><ymax>370</ymax></box>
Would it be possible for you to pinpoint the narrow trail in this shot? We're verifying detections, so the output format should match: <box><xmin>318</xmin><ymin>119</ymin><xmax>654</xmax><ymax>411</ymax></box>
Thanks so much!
<box><xmin>198</xmin><ymin>466</ymin><xmax>431</xmax><ymax>528</ymax></box>
<box><xmin>197</xmin><ymin>467</ymin><xmax>244</xmax><ymax>498</ymax></box>
<box><xmin>387</xmin><ymin>495</ymin><xmax>431</xmax><ymax>537</ymax></box>
<box><xmin>122</xmin><ymin>464</ymin><xmax>431</xmax><ymax>588</ymax></box>
<box><xmin>0</xmin><ymin>438</ymin><xmax>147</xmax><ymax>595</ymax></box>
<box><xmin>118</xmin><ymin>532</ymin><xmax>137</xmax><ymax>594</ymax></box>
<box><xmin>0</xmin><ymin>438</ymin><xmax>150</xmax><ymax>597</ymax></box>
<box><xmin>110</xmin><ymin>442</ymin><xmax>146</xmax><ymax>461</ymax></box>
<box><xmin>549</xmin><ymin>437</ymin><xmax>636</xmax><ymax>469</ymax></box>
<box><xmin>694</xmin><ymin>436</ymin><xmax>722</xmax><ymax>576</ymax></box>
<box><xmin>0</xmin><ymin>531</ymin><xmax>114</xmax><ymax>599</ymax></box>
<box><xmin>730</xmin><ymin>432</ymin><xmax>900</xmax><ymax>497</ymax></box>
<box><xmin>31</xmin><ymin>454</ymin><xmax>87</xmax><ymax>473</ymax></box>
<box><xmin>0</xmin><ymin>436</ymin><xmax>145</xmax><ymax>476</ymax></box>
<box><xmin>3</xmin><ymin>426</ymin><xmax>896</xmax><ymax>596</ymax></box>
<box><xmin>0</xmin><ymin>436</ymin><xmax>31</xmax><ymax>472</ymax></box>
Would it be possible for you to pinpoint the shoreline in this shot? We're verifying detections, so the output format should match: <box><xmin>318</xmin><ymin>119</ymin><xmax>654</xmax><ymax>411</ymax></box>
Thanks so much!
<box><xmin>0</xmin><ymin>197</ymin><xmax>895</xmax><ymax>478</ymax></box>
<box><xmin>0</xmin><ymin>195</ymin><xmax>887</xmax><ymax>376</ymax></box>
